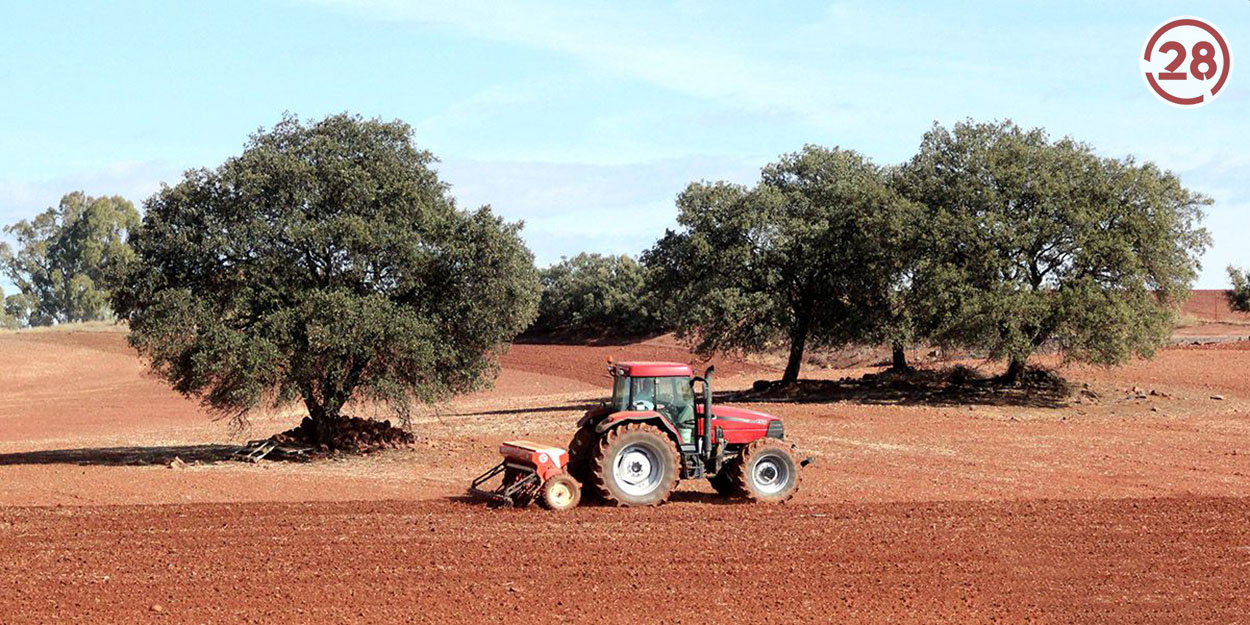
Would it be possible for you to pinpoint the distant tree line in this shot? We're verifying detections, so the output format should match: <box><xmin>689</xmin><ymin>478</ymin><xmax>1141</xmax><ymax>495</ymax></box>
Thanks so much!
<box><xmin>1</xmin><ymin>192</ymin><xmax>139</xmax><ymax>328</ymax></box>
<box><xmin>531</xmin><ymin>253</ymin><xmax>664</xmax><ymax>336</ymax></box>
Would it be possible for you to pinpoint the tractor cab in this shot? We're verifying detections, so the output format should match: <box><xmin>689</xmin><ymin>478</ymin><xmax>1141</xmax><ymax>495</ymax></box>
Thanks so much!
<box><xmin>608</xmin><ymin>362</ymin><xmax>699</xmax><ymax>444</ymax></box>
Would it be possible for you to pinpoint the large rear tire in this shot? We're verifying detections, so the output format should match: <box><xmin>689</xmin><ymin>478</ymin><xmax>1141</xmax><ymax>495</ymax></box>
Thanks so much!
<box><xmin>730</xmin><ymin>438</ymin><xmax>800</xmax><ymax>503</ymax></box>
<box><xmin>566</xmin><ymin>424</ymin><xmax>597</xmax><ymax>487</ymax></box>
<box><xmin>590</xmin><ymin>423</ymin><xmax>679</xmax><ymax>507</ymax></box>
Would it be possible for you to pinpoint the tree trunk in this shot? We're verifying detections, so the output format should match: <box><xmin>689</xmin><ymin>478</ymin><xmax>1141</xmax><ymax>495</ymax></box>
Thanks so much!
<box><xmin>1004</xmin><ymin>356</ymin><xmax>1028</xmax><ymax>386</ymax></box>
<box><xmin>782</xmin><ymin>318</ymin><xmax>810</xmax><ymax>385</ymax></box>
<box><xmin>890</xmin><ymin>341</ymin><xmax>909</xmax><ymax>372</ymax></box>
<box><xmin>303</xmin><ymin>396</ymin><xmax>336</xmax><ymax>447</ymax></box>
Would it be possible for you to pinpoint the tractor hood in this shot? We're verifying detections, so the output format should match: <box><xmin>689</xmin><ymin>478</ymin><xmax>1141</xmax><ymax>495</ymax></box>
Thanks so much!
<box><xmin>703</xmin><ymin>405</ymin><xmax>783</xmax><ymax>444</ymax></box>
<box><xmin>711</xmin><ymin>405</ymin><xmax>778</xmax><ymax>424</ymax></box>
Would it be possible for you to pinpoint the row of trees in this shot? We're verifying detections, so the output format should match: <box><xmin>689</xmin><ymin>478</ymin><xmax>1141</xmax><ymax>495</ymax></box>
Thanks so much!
<box><xmin>541</xmin><ymin>121</ymin><xmax>1213</xmax><ymax>385</ymax></box>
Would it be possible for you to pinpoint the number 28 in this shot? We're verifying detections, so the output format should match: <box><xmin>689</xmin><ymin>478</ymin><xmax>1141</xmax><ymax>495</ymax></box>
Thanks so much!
<box><xmin>1157</xmin><ymin>41</ymin><xmax>1219</xmax><ymax>80</ymax></box>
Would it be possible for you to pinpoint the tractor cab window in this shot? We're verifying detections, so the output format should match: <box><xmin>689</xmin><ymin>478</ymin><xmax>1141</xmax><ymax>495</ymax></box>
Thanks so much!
<box><xmin>611</xmin><ymin>374</ymin><xmax>630</xmax><ymax>411</ymax></box>
<box><xmin>652</xmin><ymin>377</ymin><xmax>693</xmax><ymax>415</ymax></box>
<box><xmin>614</xmin><ymin>375</ymin><xmax>695</xmax><ymax>433</ymax></box>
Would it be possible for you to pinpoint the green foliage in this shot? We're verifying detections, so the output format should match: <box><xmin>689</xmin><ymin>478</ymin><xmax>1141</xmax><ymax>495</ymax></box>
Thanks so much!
<box><xmin>112</xmin><ymin>113</ymin><xmax>540</xmax><ymax>429</ymax></box>
<box><xmin>644</xmin><ymin>146</ymin><xmax>920</xmax><ymax>382</ymax></box>
<box><xmin>896</xmin><ymin>120</ymin><xmax>1211</xmax><ymax>381</ymax></box>
<box><xmin>534</xmin><ymin>253</ymin><xmax>664</xmax><ymax>335</ymax></box>
<box><xmin>0</xmin><ymin>192</ymin><xmax>140</xmax><ymax>326</ymax></box>
<box><xmin>0</xmin><ymin>286</ymin><xmax>20</xmax><ymax>329</ymax></box>
<box><xmin>1228</xmin><ymin>266</ymin><xmax>1250</xmax><ymax>312</ymax></box>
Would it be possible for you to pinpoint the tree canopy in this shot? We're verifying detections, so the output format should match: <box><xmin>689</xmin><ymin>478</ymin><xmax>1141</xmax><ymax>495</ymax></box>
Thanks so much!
<box><xmin>1228</xmin><ymin>266</ymin><xmax>1250</xmax><ymax>313</ymax></box>
<box><xmin>895</xmin><ymin>120</ymin><xmax>1211</xmax><ymax>382</ymax></box>
<box><xmin>533</xmin><ymin>253</ymin><xmax>664</xmax><ymax>335</ymax></box>
<box><xmin>0</xmin><ymin>192</ymin><xmax>139</xmax><ymax>326</ymax></box>
<box><xmin>112</xmin><ymin>113</ymin><xmax>540</xmax><ymax>435</ymax></box>
<box><xmin>644</xmin><ymin>146</ymin><xmax>919</xmax><ymax>383</ymax></box>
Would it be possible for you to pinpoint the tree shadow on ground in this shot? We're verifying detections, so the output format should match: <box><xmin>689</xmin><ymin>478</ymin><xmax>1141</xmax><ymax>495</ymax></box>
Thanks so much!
<box><xmin>0</xmin><ymin>444</ymin><xmax>242</xmax><ymax>467</ymax></box>
<box><xmin>451</xmin><ymin>401</ymin><xmax>601</xmax><ymax>417</ymax></box>
<box><xmin>726</xmin><ymin>366</ymin><xmax>1072</xmax><ymax>409</ymax></box>
<box><xmin>513</xmin><ymin>331</ymin><xmax>661</xmax><ymax>347</ymax></box>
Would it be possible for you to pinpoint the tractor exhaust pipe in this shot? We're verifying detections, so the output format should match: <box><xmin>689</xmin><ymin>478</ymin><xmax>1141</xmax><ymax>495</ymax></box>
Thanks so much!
<box><xmin>703</xmin><ymin>365</ymin><xmax>715</xmax><ymax>458</ymax></box>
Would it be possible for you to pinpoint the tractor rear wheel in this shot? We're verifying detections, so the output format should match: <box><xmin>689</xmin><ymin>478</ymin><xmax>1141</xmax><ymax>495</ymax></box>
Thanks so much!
<box><xmin>730</xmin><ymin>438</ymin><xmax>800</xmax><ymax>503</ymax></box>
<box><xmin>539</xmin><ymin>474</ymin><xmax>581</xmax><ymax>511</ymax></box>
<box><xmin>566</xmin><ymin>424</ymin><xmax>597</xmax><ymax>487</ymax></box>
<box><xmin>590</xmin><ymin>423</ymin><xmax>679</xmax><ymax>506</ymax></box>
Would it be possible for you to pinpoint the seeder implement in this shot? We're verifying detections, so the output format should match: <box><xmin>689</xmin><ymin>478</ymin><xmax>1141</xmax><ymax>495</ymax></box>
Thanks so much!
<box><xmin>468</xmin><ymin>440</ymin><xmax>581</xmax><ymax>511</ymax></box>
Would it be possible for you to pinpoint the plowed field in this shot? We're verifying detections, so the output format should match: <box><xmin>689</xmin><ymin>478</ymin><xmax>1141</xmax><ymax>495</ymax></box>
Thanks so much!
<box><xmin>2</xmin><ymin>328</ymin><xmax>1249</xmax><ymax>623</ymax></box>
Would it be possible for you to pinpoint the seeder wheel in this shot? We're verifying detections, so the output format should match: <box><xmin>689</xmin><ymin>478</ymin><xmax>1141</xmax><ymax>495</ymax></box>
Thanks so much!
<box><xmin>539</xmin><ymin>474</ymin><xmax>582</xmax><ymax>511</ymax></box>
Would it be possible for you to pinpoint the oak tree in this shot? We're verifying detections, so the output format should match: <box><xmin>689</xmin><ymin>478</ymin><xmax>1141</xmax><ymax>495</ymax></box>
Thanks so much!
<box><xmin>896</xmin><ymin>120</ymin><xmax>1211</xmax><ymax>383</ymax></box>
<box><xmin>1228</xmin><ymin>266</ymin><xmax>1250</xmax><ymax>312</ymax></box>
<box><xmin>645</xmin><ymin>146</ymin><xmax>919</xmax><ymax>383</ymax></box>
<box><xmin>533</xmin><ymin>253</ymin><xmax>664</xmax><ymax>335</ymax></box>
<box><xmin>113</xmin><ymin>114</ymin><xmax>540</xmax><ymax>439</ymax></box>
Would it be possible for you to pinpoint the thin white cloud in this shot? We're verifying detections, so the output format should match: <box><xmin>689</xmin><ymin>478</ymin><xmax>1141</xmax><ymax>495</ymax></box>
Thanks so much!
<box><xmin>306</xmin><ymin>0</ymin><xmax>844</xmax><ymax>123</ymax></box>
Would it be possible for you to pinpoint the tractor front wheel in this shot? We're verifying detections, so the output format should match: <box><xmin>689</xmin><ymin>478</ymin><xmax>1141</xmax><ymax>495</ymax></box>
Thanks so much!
<box><xmin>590</xmin><ymin>423</ymin><xmax>679</xmax><ymax>506</ymax></box>
<box><xmin>729</xmin><ymin>438</ymin><xmax>800</xmax><ymax>503</ymax></box>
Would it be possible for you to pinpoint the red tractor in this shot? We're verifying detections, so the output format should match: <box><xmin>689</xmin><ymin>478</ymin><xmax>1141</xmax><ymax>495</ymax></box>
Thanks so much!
<box><xmin>566</xmin><ymin>362</ymin><xmax>804</xmax><ymax>506</ymax></box>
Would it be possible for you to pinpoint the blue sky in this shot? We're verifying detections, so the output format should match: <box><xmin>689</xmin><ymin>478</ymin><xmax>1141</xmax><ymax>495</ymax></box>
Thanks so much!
<box><xmin>1</xmin><ymin>1</ymin><xmax>1246</xmax><ymax>292</ymax></box>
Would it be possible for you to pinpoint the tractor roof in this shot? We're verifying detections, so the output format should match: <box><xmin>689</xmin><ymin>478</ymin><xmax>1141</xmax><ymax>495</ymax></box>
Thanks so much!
<box><xmin>612</xmin><ymin>361</ymin><xmax>694</xmax><ymax>377</ymax></box>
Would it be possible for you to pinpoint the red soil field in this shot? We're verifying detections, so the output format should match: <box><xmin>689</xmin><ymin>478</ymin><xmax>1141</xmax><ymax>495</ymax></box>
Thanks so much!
<box><xmin>3</xmin><ymin>498</ymin><xmax>1248</xmax><ymax>624</ymax></box>
<box><xmin>2</xmin><ymin>328</ymin><xmax>1249</xmax><ymax>623</ymax></box>
<box><xmin>1182</xmin><ymin>289</ymin><xmax>1250</xmax><ymax>323</ymax></box>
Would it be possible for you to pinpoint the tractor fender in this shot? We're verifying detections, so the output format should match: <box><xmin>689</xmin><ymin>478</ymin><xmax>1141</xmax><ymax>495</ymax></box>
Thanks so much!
<box><xmin>576</xmin><ymin>404</ymin><xmax>613</xmax><ymax>429</ymax></box>
<box><xmin>594</xmin><ymin>410</ymin><xmax>683</xmax><ymax>447</ymax></box>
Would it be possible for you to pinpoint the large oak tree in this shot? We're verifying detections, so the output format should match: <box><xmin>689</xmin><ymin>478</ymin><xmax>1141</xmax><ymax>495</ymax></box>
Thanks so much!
<box><xmin>113</xmin><ymin>114</ymin><xmax>540</xmax><ymax>439</ymax></box>
<box><xmin>896</xmin><ymin>120</ymin><xmax>1211</xmax><ymax>383</ymax></box>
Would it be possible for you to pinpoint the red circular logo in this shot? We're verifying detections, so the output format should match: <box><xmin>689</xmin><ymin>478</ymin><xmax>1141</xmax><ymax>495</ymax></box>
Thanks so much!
<box><xmin>1141</xmin><ymin>17</ymin><xmax>1232</xmax><ymax>107</ymax></box>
